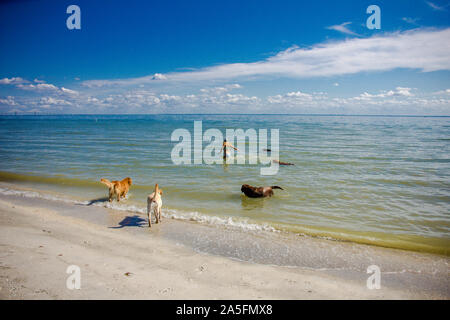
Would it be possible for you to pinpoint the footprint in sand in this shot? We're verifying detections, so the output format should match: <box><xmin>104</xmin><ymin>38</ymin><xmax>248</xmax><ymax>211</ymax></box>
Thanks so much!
<box><xmin>158</xmin><ymin>287</ymin><xmax>173</xmax><ymax>294</ymax></box>
<box><xmin>196</xmin><ymin>264</ymin><xmax>207</xmax><ymax>273</ymax></box>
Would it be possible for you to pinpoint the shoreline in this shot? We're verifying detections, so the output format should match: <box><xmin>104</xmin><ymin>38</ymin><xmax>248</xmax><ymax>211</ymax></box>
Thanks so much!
<box><xmin>0</xmin><ymin>173</ymin><xmax>448</xmax><ymax>257</ymax></box>
<box><xmin>0</xmin><ymin>184</ymin><xmax>448</xmax><ymax>299</ymax></box>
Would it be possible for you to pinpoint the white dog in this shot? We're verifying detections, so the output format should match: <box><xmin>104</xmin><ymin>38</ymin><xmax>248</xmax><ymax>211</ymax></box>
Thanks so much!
<box><xmin>147</xmin><ymin>184</ymin><xmax>163</xmax><ymax>227</ymax></box>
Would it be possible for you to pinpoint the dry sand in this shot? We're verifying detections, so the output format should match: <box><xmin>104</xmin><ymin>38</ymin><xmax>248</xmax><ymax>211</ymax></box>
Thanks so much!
<box><xmin>0</xmin><ymin>194</ymin><xmax>447</xmax><ymax>300</ymax></box>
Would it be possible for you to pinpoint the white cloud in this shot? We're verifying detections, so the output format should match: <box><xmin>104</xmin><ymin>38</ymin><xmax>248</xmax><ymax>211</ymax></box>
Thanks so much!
<box><xmin>425</xmin><ymin>1</ymin><xmax>447</xmax><ymax>11</ymax></box>
<box><xmin>2</xmin><ymin>84</ymin><xmax>449</xmax><ymax>115</ymax></box>
<box><xmin>17</xmin><ymin>83</ymin><xmax>59</xmax><ymax>91</ymax></box>
<box><xmin>224</xmin><ymin>93</ymin><xmax>259</xmax><ymax>104</ymax></box>
<box><xmin>81</xmin><ymin>28</ymin><xmax>450</xmax><ymax>87</ymax></box>
<box><xmin>268</xmin><ymin>91</ymin><xmax>320</xmax><ymax>105</ymax></box>
<box><xmin>0</xmin><ymin>77</ymin><xmax>27</xmax><ymax>85</ymax></box>
<box><xmin>61</xmin><ymin>87</ymin><xmax>79</xmax><ymax>95</ymax></box>
<box><xmin>200</xmin><ymin>84</ymin><xmax>242</xmax><ymax>94</ymax></box>
<box><xmin>159</xmin><ymin>94</ymin><xmax>181</xmax><ymax>102</ymax></box>
<box><xmin>39</xmin><ymin>97</ymin><xmax>72</xmax><ymax>105</ymax></box>
<box><xmin>351</xmin><ymin>87</ymin><xmax>414</xmax><ymax>101</ymax></box>
<box><xmin>402</xmin><ymin>17</ymin><xmax>420</xmax><ymax>25</ymax></box>
<box><xmin>0</xmin><ymin>96</ymin><xmax>17</xmax><ymax>106</ymax></box>
<box><xmin>434</xmin><ymin>88</ymin><xmax>450</xmax><ymax>94</ymax></box>
<box><xmin>263</xmin><ymin>86</ymin><xmax>450</xmax><ymax>115</ymax></box>
<box><xmin>151</xmin><ymin>73</ymin><xmax>167</xmax><ymax>80</ymax></box>
<box><xmin>326</xmin><ymin>22</ymin><xmax>360</xmax><ymax>36</ymax></box>
<box><xmin>2</xmin><ymin>79</ymin><xmax>79</xmax><ymax>96</ymax></box>
<box><xmin>395</xmin><ymin>87</ymin><xmax>414</xmax><ymax>97</ymax></box>
<box><xmin>286</xmin><ymin>91</ymin><xmax>312</xmax><ymax>98</ymax></box>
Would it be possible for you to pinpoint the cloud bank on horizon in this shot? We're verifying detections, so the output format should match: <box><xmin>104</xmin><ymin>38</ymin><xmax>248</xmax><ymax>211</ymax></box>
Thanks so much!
<box><xmin>1</xmin><ymin>26</ymin><xmax>450</xmax><ymax>115</ymax></box>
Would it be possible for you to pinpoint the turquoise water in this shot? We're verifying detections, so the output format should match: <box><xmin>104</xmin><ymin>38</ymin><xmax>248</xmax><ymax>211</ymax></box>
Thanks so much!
<box><xmin>0</xmin><ymin>114</ymin><xmax>449</xmax><ymax>254</ymax></box>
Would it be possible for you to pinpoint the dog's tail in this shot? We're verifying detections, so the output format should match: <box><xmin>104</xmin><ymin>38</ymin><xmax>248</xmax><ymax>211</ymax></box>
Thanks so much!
<box><xmin>100</xmin><ymin>178</ymin><xmax>114</xmax><ymax>188</ymax></box>
<box><xmin>271</xmin><ymin>186</ymin><xmax>284</xmax><ymax>190</ymax></box>
<box><xmin>155</xmin><ymin>183</ymin><xmax>160</xmax><ymax>195</ymax></box>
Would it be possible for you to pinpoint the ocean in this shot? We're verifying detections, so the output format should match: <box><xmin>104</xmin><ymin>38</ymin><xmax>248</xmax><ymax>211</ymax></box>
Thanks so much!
<box><xmin>0</xmin><ymin>114</ymin><xmax>449</xmax><ymax>255</ymax></box>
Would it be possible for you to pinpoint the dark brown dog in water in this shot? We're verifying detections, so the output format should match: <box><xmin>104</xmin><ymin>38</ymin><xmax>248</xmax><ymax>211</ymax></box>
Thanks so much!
<box><xmin>241</xmin><ymin>184</ymin><xmax>284</xmax><ymax>198</ymax></box>
<box><xmin>273</xmin><ymin>159</ymin><xmax>294</xmax><ymax>165</ymax></box>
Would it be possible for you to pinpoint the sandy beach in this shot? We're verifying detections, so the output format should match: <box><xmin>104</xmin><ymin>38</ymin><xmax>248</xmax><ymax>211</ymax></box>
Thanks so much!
<box><xmin>0</xmin><ymin>185</ymin><xmax>448</xmax><ymax>300</ymax></box>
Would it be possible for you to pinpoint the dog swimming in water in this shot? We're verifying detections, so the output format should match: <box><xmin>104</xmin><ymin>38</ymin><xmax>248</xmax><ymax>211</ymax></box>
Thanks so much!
<box><xmin>241</xmin><ymin>184</ymin><xmax>284</xmax><ymax>198</ymax></box>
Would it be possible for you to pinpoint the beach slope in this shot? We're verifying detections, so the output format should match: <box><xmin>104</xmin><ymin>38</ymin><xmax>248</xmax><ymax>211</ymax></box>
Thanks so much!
<box><xmin>0</xmin><ymin>196</ymin><xmax>443</xmax><ymax>300</ymax></box>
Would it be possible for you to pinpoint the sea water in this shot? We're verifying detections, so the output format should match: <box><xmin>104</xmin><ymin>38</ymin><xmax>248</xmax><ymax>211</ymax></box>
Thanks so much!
<box><xmin>0</xmin><ymin>114</ymin><xmax>449</xmax><ymax>255</ymax></box>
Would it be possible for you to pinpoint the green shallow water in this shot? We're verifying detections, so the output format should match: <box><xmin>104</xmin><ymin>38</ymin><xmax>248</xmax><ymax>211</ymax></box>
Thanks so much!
<box><xmin>0</xmin><ymin>114</ymin><xmax>449</xmax><ymax>255</ymax></box>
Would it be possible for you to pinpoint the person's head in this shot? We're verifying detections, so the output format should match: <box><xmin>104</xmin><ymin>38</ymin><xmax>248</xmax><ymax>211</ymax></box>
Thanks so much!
<box><xmin>224</xmin><ymin>139</ymin><xmax>227</xmax><ymax>143</ymax></box>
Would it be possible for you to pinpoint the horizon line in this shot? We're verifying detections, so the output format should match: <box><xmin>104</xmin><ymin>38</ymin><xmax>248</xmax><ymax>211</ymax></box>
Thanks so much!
<box><xmin>0</xmin><ymin>113</ymin><xmax>449</xmax><ymax>118</ymax></box>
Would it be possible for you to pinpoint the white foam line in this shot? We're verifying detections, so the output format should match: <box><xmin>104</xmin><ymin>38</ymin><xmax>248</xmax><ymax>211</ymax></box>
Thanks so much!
<box><xmin>0</xmin><ymin>187</ymin><xmax>77</xmax><ymax>204</ymax></box>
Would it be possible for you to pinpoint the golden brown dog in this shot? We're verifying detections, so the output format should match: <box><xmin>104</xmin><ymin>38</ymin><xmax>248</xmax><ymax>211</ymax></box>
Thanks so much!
<box><xmin>241</xmin><ymin>184</ymin><xmax>283</xmax><ymax>198</ymax></box>
<box><xmin>100</xmin><ymin>177</ymin><xmax>132</xmax><ymax>202</ymax></box>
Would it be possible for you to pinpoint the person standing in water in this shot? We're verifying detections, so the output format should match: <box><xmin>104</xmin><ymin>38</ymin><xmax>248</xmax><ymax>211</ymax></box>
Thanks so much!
<box><xmin>220</xmin><ymin>139</ymin><xmax>238</xmax><ymax>160</ymax></box>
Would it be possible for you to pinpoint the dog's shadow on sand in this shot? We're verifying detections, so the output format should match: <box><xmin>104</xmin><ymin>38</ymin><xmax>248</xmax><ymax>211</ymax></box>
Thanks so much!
<box><xmin>109</xmin><ymin>215</ymin><xmax>147</xmax><ymax>229</ymax></box>
<box><xmin>85</xmin><ymin>197</ymin><xmax>110</xmax><ymax>206</ymax></box>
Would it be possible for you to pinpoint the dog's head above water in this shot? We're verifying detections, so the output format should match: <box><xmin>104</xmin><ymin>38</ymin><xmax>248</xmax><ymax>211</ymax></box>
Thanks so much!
<box><xmin>241</xmin><ymin>184</ymin><xmax>252</xmax><ymax>193</ymax></box>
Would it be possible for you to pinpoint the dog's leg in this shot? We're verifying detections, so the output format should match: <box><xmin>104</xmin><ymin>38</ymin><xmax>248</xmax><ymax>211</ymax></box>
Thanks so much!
<box><xmin>108</xmin><ymin>189</ymin><xmax>113</xmax><ymax>202</ymax></box>
<box><xmin>157</xmin><ymin>204</ymin><xmax>161</xmax><ymax>224</ymax></box>
<box><xmin>147</xmin><ymin>199</ymin><xmax>152</xmax><ymax>227</ymax></box>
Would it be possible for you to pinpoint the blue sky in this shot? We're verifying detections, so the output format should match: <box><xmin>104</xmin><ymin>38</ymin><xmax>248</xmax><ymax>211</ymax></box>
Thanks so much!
<box><xmin>0</xmin><ymin>0</ymin><xmax>449</xmax><ymax>114</ymax></box>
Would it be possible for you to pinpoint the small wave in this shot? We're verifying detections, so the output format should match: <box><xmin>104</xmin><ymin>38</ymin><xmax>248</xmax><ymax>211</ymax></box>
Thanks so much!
<box><xmin>0</xmin><ymin>187</ymin><xmax>77</xmax><ymax>204</ymax></box>
<box><xmin>163</xmin><ymin>209</ymin><xmax>278</xmax><ymax>233</ymax></box>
